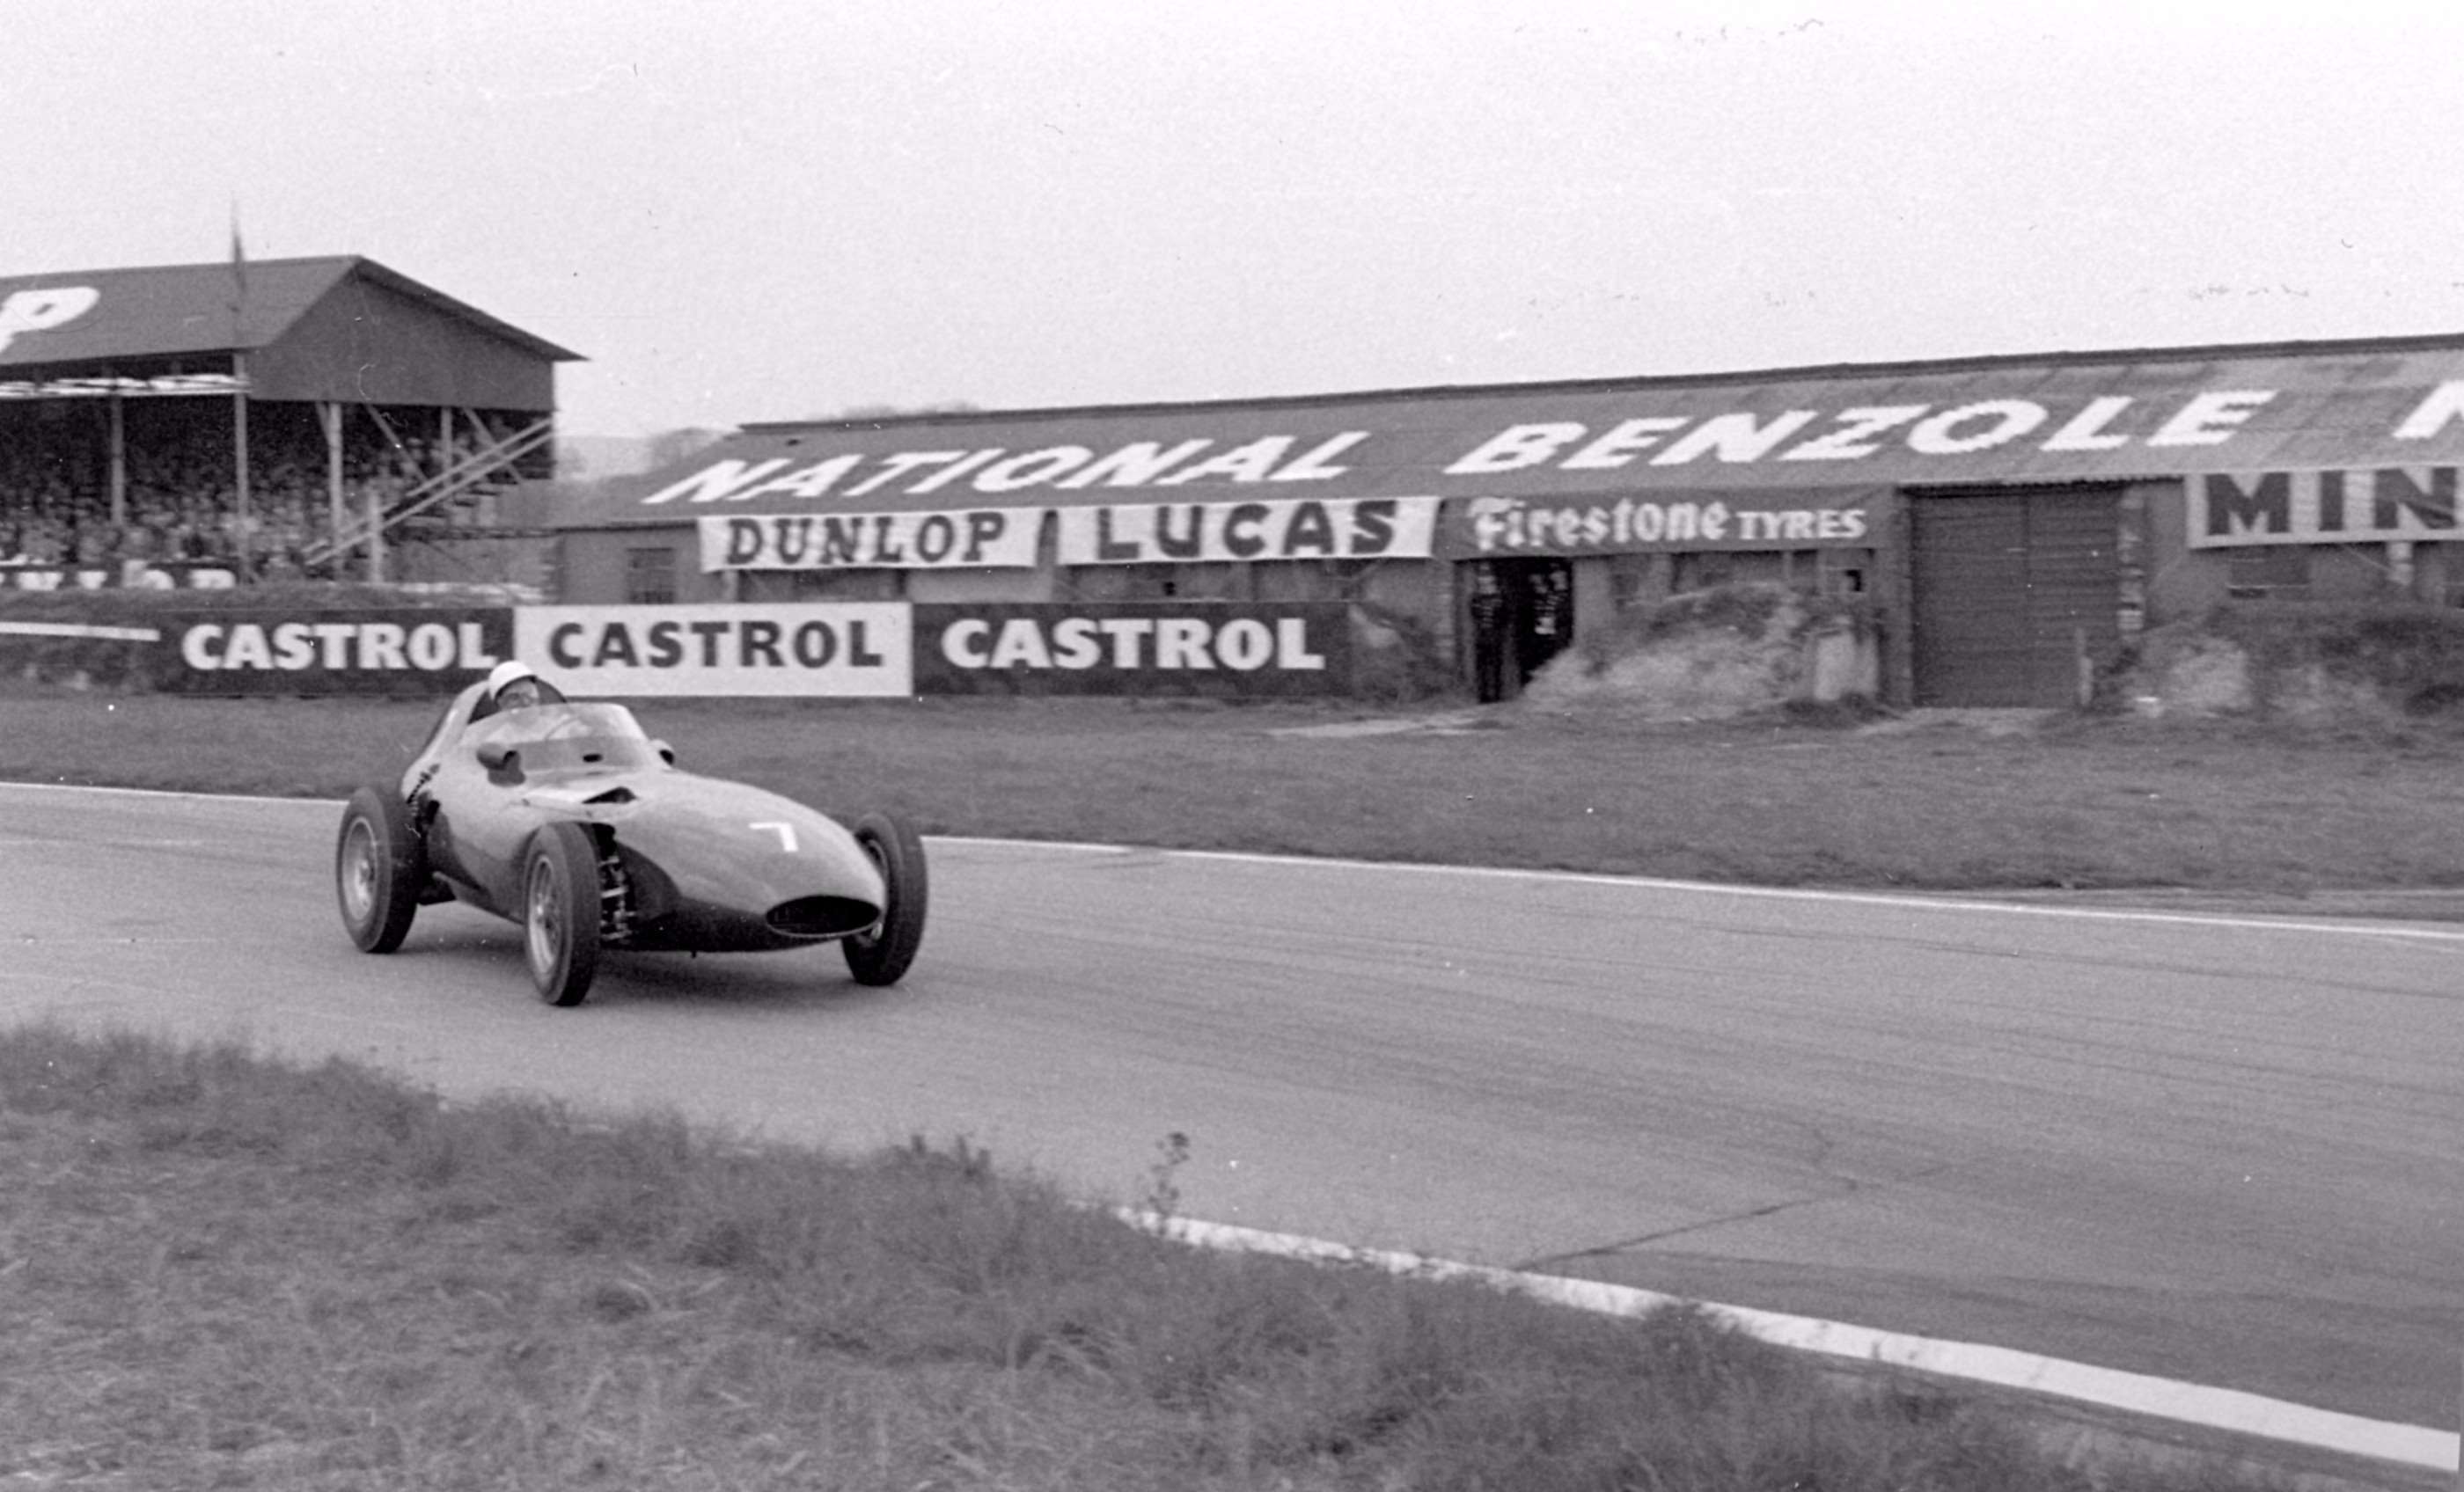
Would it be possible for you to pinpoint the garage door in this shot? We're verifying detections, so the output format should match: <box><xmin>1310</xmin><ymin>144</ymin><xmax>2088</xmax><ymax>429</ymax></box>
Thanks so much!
<box><xmin>1910</xmin><ymin>488</ymin><xmax>2120</xmax><ymax>706</ymax></box>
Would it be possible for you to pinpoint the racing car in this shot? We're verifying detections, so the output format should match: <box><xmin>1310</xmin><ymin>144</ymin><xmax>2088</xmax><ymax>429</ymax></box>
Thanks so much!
<box><xmin>334</xmin><ymin>679</ymin><xmax>926</xmax><ymax>1006</ymax></box>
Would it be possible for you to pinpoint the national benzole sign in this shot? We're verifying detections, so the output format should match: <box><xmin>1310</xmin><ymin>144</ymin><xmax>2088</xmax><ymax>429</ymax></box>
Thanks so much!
<box><xmin>642</xmin><ymin>377</ymin><xmax>2464</xmax><ymax>513</ymax></box>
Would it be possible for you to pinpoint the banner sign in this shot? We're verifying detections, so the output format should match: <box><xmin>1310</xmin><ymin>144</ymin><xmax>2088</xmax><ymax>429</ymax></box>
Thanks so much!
<box><xmin>698</xmin><ymin>509</ymin><xmax>1041</xmax><ymax>572</ymax></box>
<box><xmin>2189</xmin><ymin>468</ymin><xmax>2460</xmax><ymax>547</ymax></box>
<box><xmin>1053</xmin><ymin>497</ymin><xmax>1439</xmax><ymax>566</ymax></box>
<box><xmin>152</xmin><ymin>608</ymin><xmax>512</xmax><ymax>696</ymax></box>
<box><xmin>592</xmin><ymin>350</ymin><xmax>2464</xmax><ymax>522</ymax></box>
<box><xmin>1441</xmin><ymin>489</ymin><xmax>1880</xmax><ymax>558</ymax></box>
<box><xmin>0</xmin><ymin>373</ymin><xmax>247</xmax><ymax>400</ymax></box>
<box><xmin>913</xmin><ymin>603</ymin><xmax>1352</xmax><ymax>697</ymax></box>
<box><xmin>517</xmin><ymin>603</ymin><xmax>913</xmax><ymax>697</ymax></box>
<box><xmin>2</xmin><ymin>562</ymin><xmax>241</xmax><ymax>591</ymax></box>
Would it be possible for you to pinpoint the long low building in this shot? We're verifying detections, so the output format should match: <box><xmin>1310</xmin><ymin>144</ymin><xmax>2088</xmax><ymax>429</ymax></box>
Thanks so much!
<box><xmin>554</xmin><ymin>332</ymin><xmax>2464</xmax><ymax>706</ymax></box>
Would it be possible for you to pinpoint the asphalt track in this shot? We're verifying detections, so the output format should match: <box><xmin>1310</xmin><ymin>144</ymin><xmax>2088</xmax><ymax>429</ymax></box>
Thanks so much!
<box><xmin>1</xmin><ymin>782</ymin><xmax>2456</xmax><ymax>1464</ymax></box>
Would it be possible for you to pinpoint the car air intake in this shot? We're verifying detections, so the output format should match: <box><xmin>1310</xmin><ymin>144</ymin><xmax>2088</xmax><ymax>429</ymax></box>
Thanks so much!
<box><xmin>766</xmin><ymin>896</ymin><xmax>881</xmax><ymax>939</ymax></box>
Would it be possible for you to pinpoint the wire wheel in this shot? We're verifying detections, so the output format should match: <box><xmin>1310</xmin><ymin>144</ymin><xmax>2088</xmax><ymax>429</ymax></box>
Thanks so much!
<box><xmin>341</xmin><ymin>819</ymin><xmax>378</xmax><ymax>924</ymax></box>
<box><xmin>523</xmin><ymin>823</ymin><xmax>602</xmax><ymax>1007</ymax></box>
<box><xmin>843</xmin><ymin>812</ymin><xmax>927</xmax><ymax>987</ymax></box>
<box><xmin>334</xmin><ymin>785</ymin><xmax>422</xmax><ymax>954</ymax></box>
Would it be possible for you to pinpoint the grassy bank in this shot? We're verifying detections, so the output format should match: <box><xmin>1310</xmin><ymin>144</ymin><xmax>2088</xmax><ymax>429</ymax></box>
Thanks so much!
<box><xmin>0</xmin><ymin>1023</ymin><xmax>2300</xmax><ymax>1491</ymax></box>
<box><xmin>4</xmin><ymin>685</ymin><xmax>2463</xmax><ymax>901</ymax></box>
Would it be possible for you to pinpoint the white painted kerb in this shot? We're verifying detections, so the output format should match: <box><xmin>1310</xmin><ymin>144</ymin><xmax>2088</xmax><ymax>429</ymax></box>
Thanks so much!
<box><xmin>1126</xmin><ymin>1212</ymin><xmax>2460</xmax><ymax>1474</ymax></box>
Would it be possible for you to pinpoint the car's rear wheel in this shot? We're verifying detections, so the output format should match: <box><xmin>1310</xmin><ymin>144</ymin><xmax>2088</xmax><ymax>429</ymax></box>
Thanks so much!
<box><xmin>843</xmin><ymin>812</ymin><xmax>928</xmax><ymax>987</ymax></box>
<box><xmin>524</xmin><ymin>823</ymin><xmax>602</xmax><ymax>1007</ymax></box>
<box><xmin>337</xmin><ymin>785</ymin><xmax>424</xmax><ymax>954</ymax></box>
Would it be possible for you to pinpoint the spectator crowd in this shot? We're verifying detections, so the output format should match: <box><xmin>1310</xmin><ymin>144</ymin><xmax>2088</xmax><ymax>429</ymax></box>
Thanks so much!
<box><xmin>0</xmin><ymin>399</ymin><xmax>506</xmax><ymax>581</ymax></box>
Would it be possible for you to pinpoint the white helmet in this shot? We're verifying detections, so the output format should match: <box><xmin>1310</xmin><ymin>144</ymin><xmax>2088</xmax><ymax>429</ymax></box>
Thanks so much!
<box><xmin>485</xmin><ymin>660</ymin><xmax>539</xmax><ymax>700</ymax></box>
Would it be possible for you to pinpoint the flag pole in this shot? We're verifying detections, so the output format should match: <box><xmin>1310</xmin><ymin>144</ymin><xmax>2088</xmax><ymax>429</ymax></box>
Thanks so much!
<box><xmin>229</xmin><ymin>208</ymin><xmax>253</xmax><ymax>581</ymax></box>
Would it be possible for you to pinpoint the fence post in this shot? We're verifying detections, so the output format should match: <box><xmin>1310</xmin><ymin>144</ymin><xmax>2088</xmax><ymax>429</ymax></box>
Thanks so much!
<box><xmin>365</xmin><ymin>483</ymin><xmax>385</xmax><ymax>584</ymax></box>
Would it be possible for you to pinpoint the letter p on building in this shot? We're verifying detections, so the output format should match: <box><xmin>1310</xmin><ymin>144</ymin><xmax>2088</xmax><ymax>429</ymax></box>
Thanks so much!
<box><xmin>0</xmin><ymin>287</ymin><xmax>100</xmax><ymax>352</ymax></box>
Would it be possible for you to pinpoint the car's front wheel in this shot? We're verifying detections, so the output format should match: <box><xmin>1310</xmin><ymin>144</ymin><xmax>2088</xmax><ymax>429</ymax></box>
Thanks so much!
<box><xmin>336</xmin><ymin>785</ymin><xmax>424</xmax><ymax>954</ymax></box>
<box><xmin>524</xmin><ymin>823</ymin><xmax>602</xmax><ymax>1007</ymax></box>
<box><xmin>843</xmin><ymin>812</ymin><xmax>928</xmax><ymax>987</ymax></box>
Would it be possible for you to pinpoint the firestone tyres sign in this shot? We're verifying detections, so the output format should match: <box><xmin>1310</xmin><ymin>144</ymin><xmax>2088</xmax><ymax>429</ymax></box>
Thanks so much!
<box><xmin>1441</xmin><ymin>489</ymin><xmax>1877</xmax><ymax>557</ymax></box>
<box><xmin>912</xmin><ymin>603</ymin><xmax>1351</xmax><ymax>697</ymax></box>
<box><xmin>516</xmin><ymin>603</ymin><xmax>913</xmax><ymax>697</ymax></box>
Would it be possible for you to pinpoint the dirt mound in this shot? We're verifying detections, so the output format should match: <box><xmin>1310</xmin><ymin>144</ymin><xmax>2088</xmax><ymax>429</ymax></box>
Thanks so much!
<box><xmin>1522</xmin><ymin>583</ymin><xmax>1874</xmax><ymax>720</ymax></box>
<box><xmin>2120</xmin><ymin>601</ymin><xmax>2464</xmax><ymax>725</ymax></box>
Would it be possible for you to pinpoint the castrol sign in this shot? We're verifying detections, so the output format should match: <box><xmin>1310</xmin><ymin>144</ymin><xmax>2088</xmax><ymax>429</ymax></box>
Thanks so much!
<box><xmin>515</xmin><ymin>604</ymin><xmax>913</xmax><ymax>697</ymax></box>
<box><xmin>152</xmin><ymin>608</ymin><xmax>511</xmax><ymax>695</ymax></box>
<box><xmin>911</xmin><ymin>603</ymin><xmax>1351</xmax><ymax>697</ymax></box>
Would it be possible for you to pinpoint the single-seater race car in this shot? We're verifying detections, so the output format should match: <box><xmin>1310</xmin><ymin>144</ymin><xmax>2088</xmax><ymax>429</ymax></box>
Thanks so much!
<box><xmin>334</xmin><ymin>681</ymin><xmax>925</xmax><ymax>1006</ymax></box>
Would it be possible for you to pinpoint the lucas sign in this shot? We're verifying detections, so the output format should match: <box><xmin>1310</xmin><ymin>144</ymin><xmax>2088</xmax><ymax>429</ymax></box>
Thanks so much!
<box><xmin>516</xmin><ymin>604</ymin><xmax>913</xmax><ymax>697</ymax></box>
<box><xmin>1053</xmin><ymin>497</ymin><xmax>1438</xmax><ymax>565</ymax></box>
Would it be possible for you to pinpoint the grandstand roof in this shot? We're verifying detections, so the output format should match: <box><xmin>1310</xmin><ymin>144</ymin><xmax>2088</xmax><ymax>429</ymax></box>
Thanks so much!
<box><xmin>0</xmin><ymin>255</ymin><xmax>580</xmax><ymax>369</ymax></box>
<box><xmin>0</xmin><ymin>256</ymin><xmax>579</xmax><ymax>411</ymax></box>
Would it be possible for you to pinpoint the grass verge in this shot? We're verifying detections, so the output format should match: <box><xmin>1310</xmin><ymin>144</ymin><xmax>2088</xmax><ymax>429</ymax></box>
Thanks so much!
<box><xmin>4</xmin><ymin>686</ymin><xmax>2463</xmax><ymax>902</ymax></box>
<box><xmin>0</xmin><ymin>1022</ymin><xmax>2304</xmax><ymax>1490</ymax></box>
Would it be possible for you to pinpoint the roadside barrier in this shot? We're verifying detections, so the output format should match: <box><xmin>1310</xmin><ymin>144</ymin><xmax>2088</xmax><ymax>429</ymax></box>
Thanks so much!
<box><xmin>3</xmin><ymin>597</ymin><xmax>1360</xmax><ymax>698</ymax></box>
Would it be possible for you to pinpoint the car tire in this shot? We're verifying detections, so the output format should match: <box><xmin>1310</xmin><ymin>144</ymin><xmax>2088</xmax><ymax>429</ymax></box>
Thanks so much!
<box><xmin>523</xmin><ymin>822</ymin><xmax>603</xmax><ymax>1007</ymax></box>
<box><xmin>843</xmin><ymin>812</ymin><xmax>928</xmax><ymax>987</ymax></box>
<box><xmin>336</xmin><ymin>784</ymin><xmax>424</xmax><ymax>954</ymax></box>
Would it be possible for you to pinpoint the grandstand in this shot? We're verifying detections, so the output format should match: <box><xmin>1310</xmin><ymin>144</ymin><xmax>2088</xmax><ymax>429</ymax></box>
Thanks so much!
<box><xmin>0</xmin><ymin>256</ymin><xmax>578</xmax><ymax>586</ymax></box>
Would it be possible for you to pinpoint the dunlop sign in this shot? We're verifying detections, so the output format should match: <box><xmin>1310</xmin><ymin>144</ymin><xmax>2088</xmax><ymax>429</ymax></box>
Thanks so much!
<box><xmin>912</xmin><ymin>603</ymin><xmax>1352</xmax><ymax>697</ymax></box>
<box><xmin>699</xmin><ymin>510</ymin><xmax>1040</xmax><ymax>571</ymax></box>
<box><xmin>517</xmin><ymin>604</ymin><xmax>913</xmax><ymax>697</ymax></box>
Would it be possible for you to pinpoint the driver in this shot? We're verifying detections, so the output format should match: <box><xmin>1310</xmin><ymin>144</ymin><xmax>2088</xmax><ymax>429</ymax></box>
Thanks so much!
<box><xmin>479</xmin><ymin>659</ymin><xmax>566</xmax><ymax>717</ymax></box>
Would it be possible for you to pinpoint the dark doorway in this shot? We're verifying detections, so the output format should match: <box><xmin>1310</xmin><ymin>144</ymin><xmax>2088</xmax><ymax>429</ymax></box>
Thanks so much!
<box><xmin>1464</xmin><ymin>558</ymin><xmax>1574</xmax><ymax>700</ymax></box>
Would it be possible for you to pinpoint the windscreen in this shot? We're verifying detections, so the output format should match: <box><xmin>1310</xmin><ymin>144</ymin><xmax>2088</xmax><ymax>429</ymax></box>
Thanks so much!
<box><xmin>470</xmin><ymin>702</ymin><xmax>659</xmax><ymax>773</ymax></box>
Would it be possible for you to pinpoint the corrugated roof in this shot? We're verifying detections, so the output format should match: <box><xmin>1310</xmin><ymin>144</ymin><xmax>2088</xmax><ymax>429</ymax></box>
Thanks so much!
<box><xmin>0</xmin><ymin>255</ymin><xmax>580</xmax><ymax>369</ymax></box>
<box><xmin>573</xmin><ymin>333</ymin><xmax>2464</xmax><ymax>525</ymax></box>
<box><xmin>737</xmin><ymin>329</ymin><xmax>2464</xmax><ymax>434</ymax></box>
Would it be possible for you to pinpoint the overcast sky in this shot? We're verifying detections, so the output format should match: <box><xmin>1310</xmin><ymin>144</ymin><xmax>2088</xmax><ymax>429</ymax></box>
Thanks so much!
<box><xmin>15</xmin><ymin>1</ymin><xmax>2461</xmax><ymax>442</ymax></box>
